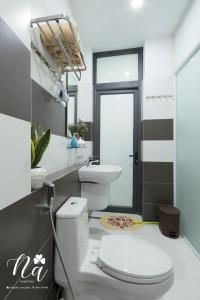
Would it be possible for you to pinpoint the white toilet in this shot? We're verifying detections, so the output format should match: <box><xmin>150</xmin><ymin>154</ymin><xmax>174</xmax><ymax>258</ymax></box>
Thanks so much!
<box><xmin>54</xmin><ymin>197</ymin><xmax>174</xmax><ymax>300</ymax></box>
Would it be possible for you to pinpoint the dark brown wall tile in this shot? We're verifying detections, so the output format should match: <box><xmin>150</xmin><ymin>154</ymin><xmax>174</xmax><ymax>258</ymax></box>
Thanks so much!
<box><xmin>142</xmin><ymin>162</ymin><xmax>173</xmax><ymax>183</ymax></box>
<box><xmin>143</xmin><ymin>182</ymin><xmax>173</xmax><ymax>205</ymax></box>
<box><xmin>3</xmin><ymin>237</ymin><xmax>54</xmax><ymax>300</ymax></box>
<box><xmin>32</xmin><ymin>80</ymin><xmax>66</xmax><ymax>136</ymax></box>
<box><xmin>143</xmin><ymin>204</ymin><xmax>160</xmax><ymax>221</ymax></box>
<box><xmin>0</xmin><ymin>169</ymin><xmax>80</xmax><ymax>300</ymax></box>
<box><xmin>0</xmin><ymin>18</ymin><xmax>31</xmax><ymax>121</ymax></box>
<box><xmin>52</xmin><ymin>168</ymin><xmax>81</xmax><ymax>212</ymax></box>
<box><xmin>142</xmin><ymin>119</ymin><xmax>173</xmax><ymax>140</ymax></box>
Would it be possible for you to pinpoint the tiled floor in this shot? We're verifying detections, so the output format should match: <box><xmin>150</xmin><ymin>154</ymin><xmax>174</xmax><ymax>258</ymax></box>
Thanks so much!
<box><xmin>90</xmin><ymin>212</ymin><xmax>200</xmax><ymax>300</ymax></box>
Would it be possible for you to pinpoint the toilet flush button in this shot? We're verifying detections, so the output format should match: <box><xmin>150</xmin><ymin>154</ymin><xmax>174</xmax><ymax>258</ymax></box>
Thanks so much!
<box><xmin>71</xmin><ymin>201</ymin><xmax>78</xmax><ymax>205</ymax></box>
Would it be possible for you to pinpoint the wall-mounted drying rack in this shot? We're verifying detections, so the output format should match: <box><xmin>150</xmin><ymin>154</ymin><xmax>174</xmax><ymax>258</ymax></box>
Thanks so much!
<box><xmin>31</xmin><ymin>14</ymin><xmax>86</xmax><ymax>81</ymax></box>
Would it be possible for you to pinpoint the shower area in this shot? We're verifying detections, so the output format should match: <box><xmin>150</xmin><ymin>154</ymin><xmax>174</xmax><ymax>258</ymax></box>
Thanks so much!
<box><xmin>176</xmin><ymin>47</ymin><xmax>200</xmax><ymax>254</ymax></box>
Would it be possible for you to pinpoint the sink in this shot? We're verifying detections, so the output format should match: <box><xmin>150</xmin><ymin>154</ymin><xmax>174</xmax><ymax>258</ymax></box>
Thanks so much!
<box><xmin>79</xmin><ymin>164</ymin><xmax>123</xmax><ymax>211</ymax></box>
<box><xmin>78</xmin><ymin>165</ymin><xmax>123</xmax><ymax>184</ymax></box>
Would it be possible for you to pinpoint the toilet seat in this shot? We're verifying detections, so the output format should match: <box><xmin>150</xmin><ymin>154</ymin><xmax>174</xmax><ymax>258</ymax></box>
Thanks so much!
<box><xmin>97</xmin><ymin>235</ymin><xmax>173</xmax><ymax>284</ymax></box>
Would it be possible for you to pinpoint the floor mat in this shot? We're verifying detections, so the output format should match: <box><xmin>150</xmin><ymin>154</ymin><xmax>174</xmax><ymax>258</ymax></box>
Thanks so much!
<box><xmin>100</xmin><ymin>214</ymin><xmax>143</xmax><ymax>231</ymax></box>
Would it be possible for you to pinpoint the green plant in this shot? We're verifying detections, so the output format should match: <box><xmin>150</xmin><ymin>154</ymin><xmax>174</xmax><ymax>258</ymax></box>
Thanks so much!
<box><xmin>31</xmin><ymin>124</ymin><xmax>51</xmax><ymax>169</ymax></box>
<box><xmin>78</xmin><ymin>122</ymin><xmax>88</xmax><ymax>139</ymax></box>
<box><xmin>68</xmin><ymin>122</ymin><xmax>88</xmax><ymax>139</ymax></box>
<box><xmin>68</xmin><ymin>123</ymin><xmax>80</xmax><ymax>136</ymax></box>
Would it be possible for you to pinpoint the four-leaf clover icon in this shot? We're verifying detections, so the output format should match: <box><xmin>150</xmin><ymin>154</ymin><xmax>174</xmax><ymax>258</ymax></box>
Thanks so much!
<box><xmin>33</xmin><ymin>254</ymin><xmax>46</xmax><ymax>265</ymax></box>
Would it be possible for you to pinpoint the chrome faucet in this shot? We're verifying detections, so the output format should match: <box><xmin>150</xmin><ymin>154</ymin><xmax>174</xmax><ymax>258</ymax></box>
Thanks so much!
<box><xmin>88</xmin><ymin>160</ymin><xmax>100</xmax><ymax>167</ymax></box>
<box><xmin>45</xmin><ymin>181</ymin><xmax>55</xmax><ymax>210</ymax></box>
<box><xmin>87</xmin><ymin>156</ymin><xmax>99</xmax><ymax>167</ymax></box>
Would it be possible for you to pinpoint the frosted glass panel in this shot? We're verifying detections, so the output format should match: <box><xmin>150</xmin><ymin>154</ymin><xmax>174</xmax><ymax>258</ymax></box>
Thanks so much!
<box><xmin>177</xmin><ymin>49</ymin><xmax>200</xmax><ymax>254</ymax></box>
<box><xmin>97</xmin><ymin>54</ymin><xmax>138</xmax><ymax>83</ymax></box>
<box><xmin>100</xmin><ymin>94</ymin><xmax>133</xmax><ymax>207</ymax></box>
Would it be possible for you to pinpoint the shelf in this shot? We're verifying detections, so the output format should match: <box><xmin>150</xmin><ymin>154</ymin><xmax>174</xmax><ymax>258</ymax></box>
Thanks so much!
<box><xmin>67</xmin><ymin>146</ymin><xmax>87</xmax><ymax>149</ymax></box>
<box><xmin>31</xmin><ymin>14</ymin><xmax>86</xmax><ymax>81</ymax></box>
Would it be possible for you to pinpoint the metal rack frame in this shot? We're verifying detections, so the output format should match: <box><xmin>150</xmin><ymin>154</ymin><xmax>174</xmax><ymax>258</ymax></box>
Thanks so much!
<box><xmin>31</xmin><ymin>14</ymin><xmax>86</xmax><ymax>81</ymax></box>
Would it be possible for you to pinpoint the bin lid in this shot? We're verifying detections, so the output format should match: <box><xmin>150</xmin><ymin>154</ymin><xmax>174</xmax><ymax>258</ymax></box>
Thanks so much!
<box><xmin>159</xmin><ymin>205</ymin><xmax>180</xmax><ymax>215</ymax></box>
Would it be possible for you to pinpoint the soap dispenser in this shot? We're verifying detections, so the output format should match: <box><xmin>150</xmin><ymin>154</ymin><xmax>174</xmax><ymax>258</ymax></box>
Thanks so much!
<box><xmin>70</xmin><ymin>134</ymin><xmax>79</xmax><ymax>148</ymax></box>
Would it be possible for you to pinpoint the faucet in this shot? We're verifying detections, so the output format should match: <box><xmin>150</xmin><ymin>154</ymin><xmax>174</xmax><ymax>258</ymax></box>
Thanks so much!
<box><xmin>87</xmin><ymin>156</ymin><xmax>100</xmax><ymax>167</ymax></box>
<box><xmin>45</xmin><ymin>181</ymin><xmax>55</xmax><ymax>210</ymax></box>
<box><xmin>36</xmin><ymin>181</ymin><xmax>55</xmax><ymax>210</ymax></box>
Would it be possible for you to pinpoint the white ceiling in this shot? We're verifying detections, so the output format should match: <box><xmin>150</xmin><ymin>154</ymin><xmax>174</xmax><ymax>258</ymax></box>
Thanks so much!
<box><xmin>69</xmin><ymin>0</ymin><xmax>190</xmax><ymax>52</ymax></box>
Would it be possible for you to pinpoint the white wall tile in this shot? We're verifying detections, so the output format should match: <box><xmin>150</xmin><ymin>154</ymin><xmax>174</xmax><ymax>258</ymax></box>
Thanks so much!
<box><xmin>143</xmin><ymin>76</ymin><xmax>173</xmax><ymax>97</ymax></box>
<box><xmin>40</xmin><ymin>135</ymin><xmax>92</xmax><ymax>174</ymax></box>
<box><xmin>142</xmin><ymin>76</ymin><xmax>175</xmax><ymax>120</ymax></box>
<box><xmin>0</xmin><ymin>0</ymin><xmax>31</xmax><ymax>49</ymax></box>
<box><xmin>144</xmin><ymin>37</ymin><xmax>173</xmax><ymax>78</ymax></box>
<box><xmin>142</xmin><ymin>37</ymin><xmax>175</xmax><ymax>121</ymax></box>
<box><xmin>0</xmin><ymin>114</ymin><xmax>31</xmax><ymax>210</ymax></box>
<box><xmin>142</xmin><ymin>141</ymin><xmax>174</xmax><ymax>162</ymax></box>
<box><xmin>39</xmin><ymin>134</ymin><xmax>68</xmax><ymax>174</ymax></box>
<box><xmin>143</xmin><ymin>97</ymin><xmax>175</xmax><ymax>120</ymax></box>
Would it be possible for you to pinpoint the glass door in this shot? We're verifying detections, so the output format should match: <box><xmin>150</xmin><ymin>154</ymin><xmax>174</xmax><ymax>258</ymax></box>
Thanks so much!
<box><xmin>94</xmin><ymin>89</ymin><xmax>139</xmax><ymax>212</ymax></box>
<box><xmin>93</xmin><ymin>48</ymin><xmax>143</xmax><ymax>213</ymax></box>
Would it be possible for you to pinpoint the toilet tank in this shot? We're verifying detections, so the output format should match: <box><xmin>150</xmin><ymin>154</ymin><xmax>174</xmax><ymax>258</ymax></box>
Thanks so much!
<box><xmin>54</xmin><ymin>197</ymin><xmax>89</xmax><ymax>285</ymax></box>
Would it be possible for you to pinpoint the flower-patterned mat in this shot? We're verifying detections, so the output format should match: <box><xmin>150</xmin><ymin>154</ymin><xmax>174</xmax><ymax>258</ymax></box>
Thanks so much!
<box><xmin>100</xmin><ymin>214</ymin><xmax>143</xmax><ymax>231</ymax></box>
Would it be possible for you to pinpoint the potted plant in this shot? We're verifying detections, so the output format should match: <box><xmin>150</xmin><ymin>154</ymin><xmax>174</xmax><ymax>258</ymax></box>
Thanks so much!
<box><xmin>31</xmin><ymin>124</ymin><xmax>51</xmax><ymax>189</ymax></box>
<box><xmin>69</xmin><ymin>123</ymin><xmax>80</xmax><ymax>139</ymax></box>
<box><xmin>77</xmin><ymin>122</ymin><xmax>88</xmax><ymax>147</ymax></box>
<box><xmin>78</xmin><ymin>122</ymin><xmax>88</xmax><ymax>140</ymax></box>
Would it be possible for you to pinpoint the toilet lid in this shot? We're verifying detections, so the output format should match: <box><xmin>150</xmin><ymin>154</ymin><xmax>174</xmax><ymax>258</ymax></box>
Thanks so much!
<box><xmin>97</xmin><ymin>235</ymin><xmax>173</xmax><ymax>284</ymax></box>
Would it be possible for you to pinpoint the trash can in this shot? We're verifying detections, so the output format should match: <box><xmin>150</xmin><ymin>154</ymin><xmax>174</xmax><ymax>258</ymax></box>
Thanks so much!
<box><xmin>159</xmin><ymin>205</ymin><xmax>180</xmax><ymax>238</ymax></box>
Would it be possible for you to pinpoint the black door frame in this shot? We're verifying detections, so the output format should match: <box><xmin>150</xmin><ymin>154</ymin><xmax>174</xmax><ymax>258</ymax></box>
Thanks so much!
<box><xmin>94</xmin><ymin>89</ymin><xmax>139</xmax><ymax>213</ymax></box>
<box><xmin>93</xmin><ymin>48</ymin><xmax>143</xmax><ymax>214</ymax></box>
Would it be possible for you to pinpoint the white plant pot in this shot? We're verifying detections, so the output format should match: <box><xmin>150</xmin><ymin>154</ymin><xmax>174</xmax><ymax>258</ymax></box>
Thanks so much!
<box><xmin>78</xmin><ymin>137</ymin><xmax>86</xmax><ymax>148</ymax></box>
<box><xmin>31</xmin><ymin>167</ymin><xmax>47</xmax><ymax>190</ymax></box>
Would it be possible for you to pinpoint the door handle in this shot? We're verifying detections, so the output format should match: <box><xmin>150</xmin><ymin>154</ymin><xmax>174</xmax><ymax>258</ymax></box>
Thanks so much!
<box><xmin>129</xmin><ymin>151</ymin><xmax>138</xmax><ymax>165</ymax></box>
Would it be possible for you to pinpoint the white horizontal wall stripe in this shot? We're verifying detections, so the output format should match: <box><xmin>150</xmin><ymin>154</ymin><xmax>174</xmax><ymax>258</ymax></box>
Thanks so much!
<box><xmin>142</xmin><ymin>141</ymin><xmax>174</xmax><ymax>162</ymax></box>
<box><xmin>0</xmin><ymin>113</ymin><xmax>31</xmax><ymax>210</ymax></box>
<box><xmin>142</xmin><ymin>76</ymin><xmax>174</xmax><ymax>120</ymax></box>
<box><xmin>40</xmin><ymin>134</ymin><xmax>92</xmax><ymax>174</ymax></box>
<box><xmin>143</xmin><ymin>77</ymin><xmax>173</xmax><ymax>97</ymax></box>
<box><xmin>143</xmin><ymin>99</ymin><xmax>174</xmax><ymax>120</ymax></box>
<box><xmin>40</xmin><ymin>135</ymin><xmax>68</xmax><ymax>174</ymax></box>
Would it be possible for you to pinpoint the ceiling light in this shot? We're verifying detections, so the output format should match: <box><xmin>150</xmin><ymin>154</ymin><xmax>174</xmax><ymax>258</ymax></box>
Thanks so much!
<box><xmin>131</xmin><ymin>0</ymin><xmax>144</xmax><ymax>9</ymax></box>
<box><xmin>125</xmin><ymin>71</ymin><xmax>130</xmax><ymax>77</ymax></box>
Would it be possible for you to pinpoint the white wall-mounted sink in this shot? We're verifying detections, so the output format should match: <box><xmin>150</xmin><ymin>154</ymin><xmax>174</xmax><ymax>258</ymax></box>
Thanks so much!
<box><xmin>78</xmin><ymin>165</ymin><xmax>123</xmax><ymax>184</ymax></box>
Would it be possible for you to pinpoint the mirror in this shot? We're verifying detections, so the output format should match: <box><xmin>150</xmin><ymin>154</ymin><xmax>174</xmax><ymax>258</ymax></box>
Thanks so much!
<box><xmin>66</xmin><ymin>73</ymin><xmax>78</xmax><ymax>136</ymax></box>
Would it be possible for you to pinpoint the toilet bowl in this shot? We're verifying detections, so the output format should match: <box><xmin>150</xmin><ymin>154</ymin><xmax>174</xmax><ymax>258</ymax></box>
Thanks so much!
<box><xmin>54</xmin><ymin>198</ymin><xmax>174</xmax><ymax>300</ymax></box>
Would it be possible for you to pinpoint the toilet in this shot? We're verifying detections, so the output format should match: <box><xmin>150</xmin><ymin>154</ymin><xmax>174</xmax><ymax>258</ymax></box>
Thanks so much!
<box><xmin>54</xmin><ymin>197</ymin><xmax>174</xmax><ymax>300</ymax></box>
